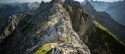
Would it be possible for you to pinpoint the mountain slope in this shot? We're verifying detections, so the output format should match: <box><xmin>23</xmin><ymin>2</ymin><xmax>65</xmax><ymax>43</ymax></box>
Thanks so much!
<box><xmin>0</xmin><ymin>0</ymin><xmax>125</xmax><ymax>54</ymax></box>
<box><xmin>0</xmin><ymin>1</ymin><xmax>90</xmax><ymax>54</ymax></box>
<box><xmin>82</xmin><ymin>1</ymin><xmax>125</xmax><ymax>42</ymax></box>
<box><xmin>64</xmin><ymin>0</ymin><xmax>125</xmax><ymax>54</ymax></box>
<box><xmin>0</xmin><ymin>2</ymin><xmax>39</xmax><ymax>15</ymax></box>
<box><xmin>85</xmin><ymin>21</ymin><xmax>125</xmax><ymax>54</ymax></box>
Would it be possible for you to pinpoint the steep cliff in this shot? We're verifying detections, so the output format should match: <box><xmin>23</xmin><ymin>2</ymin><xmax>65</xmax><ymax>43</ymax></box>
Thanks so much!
<box><xmin>0</xmin><ymin>14</ymin><xmax>23</xmax><ymax>43</ymax></box>
<box><xmin>63</xmin><ymin>0</ymin><xmax>92</xmax><ymax>40</ymax></box>
<box><xmin>0</xmin><ymin>0</ymin><xmax>90</xmax><ymax>54</ymax></box>
<box><xmin>64</xmin><ymin>0</ymin><xmax>125</xmax><ymax>54</ymax></box>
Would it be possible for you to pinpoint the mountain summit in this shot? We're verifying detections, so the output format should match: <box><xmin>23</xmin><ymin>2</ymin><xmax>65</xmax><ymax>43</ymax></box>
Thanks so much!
<box><xmin>0</xmin><ymin>0</ymin><xmax>90</xmax><ymax>54</ymax></box>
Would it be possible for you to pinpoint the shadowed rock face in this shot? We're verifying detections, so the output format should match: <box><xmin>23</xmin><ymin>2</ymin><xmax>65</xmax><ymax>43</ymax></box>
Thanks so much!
<box><xmin>64</xmin><ymin>1</ymin><xmax>125</xmax><ymax>54</ymax></box>
<box><xmin>88</xmin><ymin>1</ymin><xmax>125</xmax><ymax>26</ymax></box>
<box><xmin>63</xmin><ymin>0</ymin><xmax>94</xmax><ymax>44</ymax></box>
<box><xmin>0</xmin><ymin>14</ymin><xmax>23</xmax><ymax>43</ymax></box>
<box><xmin>0</xmin><ymin>1</ymin><xmax>90</xmax><ymax>54</ymax></box>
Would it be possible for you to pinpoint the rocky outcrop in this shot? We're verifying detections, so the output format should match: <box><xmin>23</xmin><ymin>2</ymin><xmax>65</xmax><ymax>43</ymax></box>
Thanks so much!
<box><xmin>0</xmin><ymin>1</ymin><xmax>90</xmax><ymax>54</ymax></box>
<box><xmin>63</xmin><ymin>0</ymin><xmax>94</xmax><ymax>44</ymax></box>
<box><xmin>0</xmin><ymin>14</ymin><xmax>23</xmax><ymax>43</ymax></box>
<box><xmin>36</xmin><ymin>1</ymin><xmax>49</xmax><ymax>12</ymax></box>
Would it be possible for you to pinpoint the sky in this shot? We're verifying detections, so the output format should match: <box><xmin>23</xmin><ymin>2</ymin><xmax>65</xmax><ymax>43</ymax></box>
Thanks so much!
<box><xmin>0</xmin><ymin>0</ymin><xmax>122</xmax><ymax>3</ymax></box>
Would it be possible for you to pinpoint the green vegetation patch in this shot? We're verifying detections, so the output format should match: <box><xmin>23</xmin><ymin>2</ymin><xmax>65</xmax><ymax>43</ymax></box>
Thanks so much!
<box><xmin>35</xmin><ymin>43</ymin><xmax>61</xmax><ymax>54</ymax></box>
<box><xmin>35</xmin><ymin>43</ymin><xmax>52</xmax><ymax>54</ymax></box>
<box><xmin>95</xmin><ymin>21</ymin><xmax>125</xmax><ymax>46</ymax></box>
<box><xmin>95</xmin><ymin>21</ymin><xmax>113</xmax><ymax>36</ymax></box>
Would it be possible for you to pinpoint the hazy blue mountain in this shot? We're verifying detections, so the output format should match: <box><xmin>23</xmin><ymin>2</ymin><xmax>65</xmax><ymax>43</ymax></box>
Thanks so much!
<box><xmin>82</xmin><ymin>1</ymin><xmax>125</xmax><ymax>42</ymax></box>
<box><xmin>0</xmin><ymin>2</ymin><xmax>40</xmax><ymax>31</ymax></box>
<box><xmin>105</xmin><ymin>1</ymin><xmax>125</xmax><ymax>26</ymax></box>
<box><xmin>87</xmin><ymin>1</ymin><xmax>125</xmax><ymax>26</ymax></box>
<box><xmin>90</xmin><ymin>1</ymin><xmax>111</xmax><ymax>12</ymax></box>
<box><xmin>0</xmin><ymin>2</ymin><xmax>40</xmax><ymax>15</ymax></box>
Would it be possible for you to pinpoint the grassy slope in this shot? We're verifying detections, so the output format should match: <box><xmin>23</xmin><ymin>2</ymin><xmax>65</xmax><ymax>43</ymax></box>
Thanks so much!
<box><xmin>35</xmin><ymin>43</ymin><xmax>52</xmax><ymax>54</ymax></box>
<box><xmin>86</xmin><ymin>21</ymin><xmax>125</xmax><ymax>54</ymax></box>
<box><xmin>95</xmin><ymin>21</ymin><xmax>125</xmax><ymax>46</ymax></box>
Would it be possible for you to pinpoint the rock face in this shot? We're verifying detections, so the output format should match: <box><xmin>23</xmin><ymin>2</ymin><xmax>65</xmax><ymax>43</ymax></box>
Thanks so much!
<box><xmin>0</xmin><ymin>14</ymin><xmax>23</xmax><ymax>43</ymax></box>
<box><xmin>63</xmin><ymin>0</ymin><xmax>125</xmax><ymax>54</ymax></box>
<box><xmin>0</xmin><ymin>1</ymin><xmax>90</xmax><ymax>54</ymax></box>
<box><xmin>63</xmin><ymin>0</ymin><xmax>94</xmax><ymax>44</ymax></box>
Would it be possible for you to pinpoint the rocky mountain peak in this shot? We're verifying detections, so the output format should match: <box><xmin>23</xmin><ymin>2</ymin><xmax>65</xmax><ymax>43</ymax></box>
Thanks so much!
<box><xmin>34</xmin><ymin>3</ymin><xmax>90</xmax><ymax>54</ymax></box>
<box><xmin>0</xmin><ymin>1</ymin><xmax>91</xmax><ymax>54</ymax></box>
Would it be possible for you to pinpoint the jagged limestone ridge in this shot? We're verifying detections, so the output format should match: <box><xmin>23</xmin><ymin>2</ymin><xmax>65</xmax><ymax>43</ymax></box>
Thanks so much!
<box><xmin>35</xmin><ymin>3</ymin><xmax>90</xmax><ymax>54</ymax></box>
<box><xmin>2</xmin><ymin>1</ymin><xmax>90</xmax><ymax>54</ymax></box>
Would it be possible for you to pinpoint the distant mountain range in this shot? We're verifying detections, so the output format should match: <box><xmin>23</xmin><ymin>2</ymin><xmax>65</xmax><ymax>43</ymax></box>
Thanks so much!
<box><xmin>0</xmin><ymin>2</ymin><xmax>40</xmax><ymax>30</ymax></box>
<box><xmin>0</xmin><ymin>2</ymin><xmax>40</xmax><ymax>15</ymax></box>
<box><xmin>89</xmin><ymin>1</ymin><xmax>125</xmax><ymax>26</ymax></box>
<box><xmin>82</xmin><ymin>1</ymin><xmax>125</xmax><ymax>42</ymax></box>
